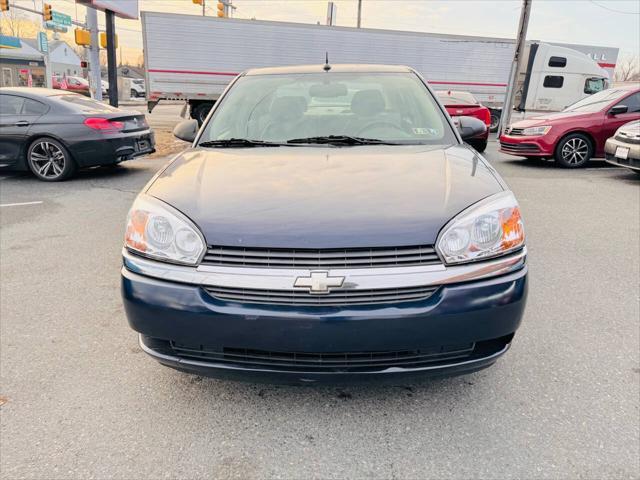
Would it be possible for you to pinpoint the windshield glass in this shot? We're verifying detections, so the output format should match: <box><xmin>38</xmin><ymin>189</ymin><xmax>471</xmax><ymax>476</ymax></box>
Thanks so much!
<box><xmin>199</xmin><ymin>72</ymin><xmax>456</xmax><ymax>145</ymax></box>
<box><xmin>563</xmin><ymin>89</ymin><xmax>629</xmax><ymax>113</ymax></box>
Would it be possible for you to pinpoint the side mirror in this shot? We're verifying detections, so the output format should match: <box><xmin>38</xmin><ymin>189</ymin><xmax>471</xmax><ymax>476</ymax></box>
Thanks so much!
<box><xmin>456</xmin><ymin>116</ymin><xmax>487</xmax><ymax>141</ymax></box>
<box><xmin>609</xmin><ymin>105</ymin><xmax>628</xmax><ymax>116</ymax></box>
<box><xmin>173</xmin><ymin>119</ymin><xmax>198</xmax><ymax>143</ymax></box>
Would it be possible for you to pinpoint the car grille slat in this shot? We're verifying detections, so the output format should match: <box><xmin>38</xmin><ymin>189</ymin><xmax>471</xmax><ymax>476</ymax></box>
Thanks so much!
<box><xmin>169</xmin><ymin>342</ymin><xmax>476</xmax><ymax>371</ymax></box>
<box><xmin>201</xmin><ymin>245</ymin><xmax>441</xmax><ymax>269</ymax></box>
<box><xmin>204</xmin><ymin>285</ymin><xmax>439</xmax><ymax>306</ymax></box>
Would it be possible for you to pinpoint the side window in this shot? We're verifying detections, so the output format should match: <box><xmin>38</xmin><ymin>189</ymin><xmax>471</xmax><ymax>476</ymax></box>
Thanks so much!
<box><xmin>616</xmin><ymin>93</ymin><xmax>640</xmax><ymax>113</ymax></box>
<box><xmin>543</xmin><ymin>75</ymin><xmax>564</xmax><ymax>88</ymax></box>
<box><xmin>23</xmin><ymin>98</ymin><xmax>48</xmax><ymax>115</ymax></box>
<box><xmin>548</xmin><ymin>56</ymin><xmax>567</xmax><ymax>68</ymax></box>
<box><xmin>0</xmin><ymin>94</ymin><xmax>25</xmax><ymax>115</ymax></box>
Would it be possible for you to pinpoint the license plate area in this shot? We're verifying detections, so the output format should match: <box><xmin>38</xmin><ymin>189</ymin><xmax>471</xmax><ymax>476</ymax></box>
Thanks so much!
<box><xmin>615</xmin><ymin>146</ymin><xmax>629</xmax><ymax>160</ymax></box>
<box><xmin>136</xmin><ymin>137</ymin><xmax>151</xmax><ymax>152</ymax></box>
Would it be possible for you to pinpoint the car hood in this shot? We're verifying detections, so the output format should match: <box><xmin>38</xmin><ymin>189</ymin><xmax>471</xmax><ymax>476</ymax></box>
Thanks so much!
<box><xmin>511</xmin><ymin>110</ymin><xmax>594</xmax><ymax>128</ymax></box>
<box><xmin>146</xmin><ymin>144</ymin><xmax>504</xmax><ymax>248</ymax></box>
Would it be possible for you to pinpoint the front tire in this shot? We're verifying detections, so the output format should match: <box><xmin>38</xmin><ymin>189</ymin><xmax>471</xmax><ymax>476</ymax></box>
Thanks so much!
<box><xmin>27</xmin><ymin>138</ymin><xmax>76</xmax><ymax>182</ymax></box>
<box><xmin>192</xmin><ymin>103</ymin><xmax>213</xmax><ymax>126</ymax></box>
<box><xmin>554</xmin><ymin>133</ymin><xmax>593</xmax><ymax>168</ymax></box>
<box><xmin>131</xmin><ymin>89</ymin><xmax>138</xmax><ymax>98</ymax></box>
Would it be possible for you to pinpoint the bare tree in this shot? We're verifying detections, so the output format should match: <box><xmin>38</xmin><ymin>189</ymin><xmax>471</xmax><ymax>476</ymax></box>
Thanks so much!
<box><xmin>614</xmin><ymin>55</ymin><xmax>640</xmax><ymax>82</ymax></box>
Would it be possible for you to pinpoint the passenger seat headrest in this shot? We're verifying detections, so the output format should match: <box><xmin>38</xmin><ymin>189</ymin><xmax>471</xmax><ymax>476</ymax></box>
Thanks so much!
<box><xmin>270</xmin><ymin>96</ymin><xmax>307</xmax><ymax>121</ymax></box>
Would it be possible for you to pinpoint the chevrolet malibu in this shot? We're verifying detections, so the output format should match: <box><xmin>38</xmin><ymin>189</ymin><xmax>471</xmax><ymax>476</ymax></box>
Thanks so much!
<box><xmin>121</xmin><ymin>64</ymin><xmax>528</xmax><ymax>384</ymax></box>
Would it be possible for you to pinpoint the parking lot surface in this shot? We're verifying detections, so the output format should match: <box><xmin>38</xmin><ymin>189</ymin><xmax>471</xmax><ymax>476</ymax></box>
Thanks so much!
<box><xmin>1</xmin><ymin>140</ymin><xmax>638</xmax><ymax>479</ymax></box>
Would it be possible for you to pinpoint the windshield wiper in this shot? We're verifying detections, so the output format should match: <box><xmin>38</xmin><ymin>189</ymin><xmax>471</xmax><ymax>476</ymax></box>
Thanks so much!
<box><xmin>199</xmin><ymin>138</ymin><xmax>282</xmax><ymax>148</ymax></box>
<box><xmin>286</xmin><ymin>135</ymin><xmax>401</xmax><ymax>145</ymax></box>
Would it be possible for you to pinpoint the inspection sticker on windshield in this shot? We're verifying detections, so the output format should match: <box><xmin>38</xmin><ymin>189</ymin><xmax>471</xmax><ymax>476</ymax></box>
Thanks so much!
<box><xmin>615</xmin><ymin>147</ymin><xmax>629</xmax><ymax>160</ymax></box>
<box><xmin>413</xmin><ymin>127</ymin><xmax>438</xmax><ymax>135</ymax></box>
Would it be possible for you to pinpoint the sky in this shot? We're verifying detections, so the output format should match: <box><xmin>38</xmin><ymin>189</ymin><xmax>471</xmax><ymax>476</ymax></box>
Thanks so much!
<box><xmin>4</xmin><ymin>0</ymin><xmax>640</xmax><ymax>64</ymax></box>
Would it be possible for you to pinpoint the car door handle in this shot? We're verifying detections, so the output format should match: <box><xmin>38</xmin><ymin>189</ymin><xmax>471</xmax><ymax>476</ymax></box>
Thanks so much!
<box><xmin>15</xmin><ymin>121</ymin><xmax>30</xmax><ymax>127</ymax></box>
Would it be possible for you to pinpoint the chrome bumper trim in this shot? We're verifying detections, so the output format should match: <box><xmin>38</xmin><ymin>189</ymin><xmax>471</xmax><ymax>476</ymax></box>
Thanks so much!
<box><xmin>123</xmin><ymin>247</ymin><xmax>526</xmax><ymax>291</ymax></box>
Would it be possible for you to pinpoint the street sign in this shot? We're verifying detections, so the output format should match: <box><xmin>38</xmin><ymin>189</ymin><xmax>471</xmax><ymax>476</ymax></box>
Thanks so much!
<box><xmin>51</xmin><ymin>11</ymin><xmax>72</xmax><ymax>26</ymax></box>
<box><xmin>44</xmin><ymin>21</ymin><xmax>68</xmax><ymax>33</ymax></box>
<box><xmin>87</xmin><ymin>0</ymin><xmax>139</xmax><ymax>20</ymax></box>
<box><xmin>38</xmin><ymin>31</ymin><xmax>48</xmax><ymax>53</ymax></box>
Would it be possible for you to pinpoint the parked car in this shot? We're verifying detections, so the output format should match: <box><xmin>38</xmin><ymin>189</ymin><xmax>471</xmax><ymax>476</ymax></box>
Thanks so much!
<box><xmin>436</xmin><ymin>90</ymin><xmax>491</xmax><ymax>152</ymax></box>
<box><xmin>52</xmin><ymin>75</ymin><xmax>91</xmax><ymax>97</ymax></box>
<box><xmin>129</xmin><ymin>78</ymin><xmax>145</xmax><ymax>98</ymax></box>
<box><xmin>121</xmin><ymin>64</ymin><xmax>528</xmax><ymax>384</ymax></box>
<box><xmin>100</xmin><ymin>78</ymin><xmax>109</xmax><ymax>97</ymax></box>
<box><xmin>0</xmin><ymin>87</ymin><xmax>155</xmax><ymax>181</ymax></box>
<box><xmin>500</xmin><ymin>87</ymin><xmax>640</xmax><ymax>168</ymax></box>
<box><xmin>605</xmin><ymin>120</ymin><xmax>640</xmax><ymax>174</ymax></box>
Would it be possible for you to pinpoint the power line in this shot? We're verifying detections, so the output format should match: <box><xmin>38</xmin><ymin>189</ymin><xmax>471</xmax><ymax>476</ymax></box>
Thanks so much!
<box><xmin>588</xmin><ymin>0</ymin><xmax>640</xmax><ymax>15</ymax></box>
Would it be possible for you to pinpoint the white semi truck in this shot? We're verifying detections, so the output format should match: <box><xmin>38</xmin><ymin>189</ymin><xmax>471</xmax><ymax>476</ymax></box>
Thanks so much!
<box><xmin>141</xmin><ymin>12</ymin><xmax>617</xmax><ymax>129</ymax></box>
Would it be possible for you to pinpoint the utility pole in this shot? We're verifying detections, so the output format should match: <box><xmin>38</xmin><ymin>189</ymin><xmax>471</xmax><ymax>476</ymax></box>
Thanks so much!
<box><xmin>498</xmin><ymin>0</ymin><xmax>532</xmax><ymax>137</ymax></box>
<box><xmin>203</xmin><ymin>0</ymin><xmax>206</xmax><ymax>16</ymax></box>
<box><xmin>105</xmin><ymin>10</ymin><xmax>118</xmax><ymax>106</ymax></box>
<box><xmin>357</xmin><ymin>0</ymin><xmax>362</xmax><ymax>28</ymax></box>
<box><xmin>86</xmin><ymin>6</ymin><xmax>101</xmax><ymax>100</ymax></box>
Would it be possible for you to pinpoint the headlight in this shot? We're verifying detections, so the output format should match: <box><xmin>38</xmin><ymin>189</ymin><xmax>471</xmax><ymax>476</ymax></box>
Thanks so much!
<box><xmin>436</xmin><ymin>191</ymin><xmax>525</xmax><ymax>265</ymax></box>
<box><xmin>522</xmin><ymin>125</ymin><xmax>551</xmax><ymax>136</ymax></box>
<box><xmin>124</xmin><ymin>194</ymin><xmax>205</xmax><ymax>265</ymax></box>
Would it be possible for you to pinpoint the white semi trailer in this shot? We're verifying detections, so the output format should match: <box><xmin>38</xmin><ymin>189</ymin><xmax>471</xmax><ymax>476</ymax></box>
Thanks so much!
<box><xmin>141</xmin><ymin>12</ymin><xmax>617</xmax><ymax>129</ymax></box>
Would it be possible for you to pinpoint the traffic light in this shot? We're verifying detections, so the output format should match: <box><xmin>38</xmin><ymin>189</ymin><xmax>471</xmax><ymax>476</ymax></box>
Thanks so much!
<box><xmin>1</xmin><ymin>0</ymin><xmax>9</xmax><ymax>12</ymax></box>
<box><xmin>75</xmin><ymin>28</ymin><xmax>91</xmax><ymax>46</ymax></box>
<box><xmin>80</xmin><ymin>61</ymin><xmax>88</xmax><ymax>68</ymax></box>
<box><xmin>100</xmin><ymin>32</ymin><xmax>117</xmax><ymax>49</ymax></box>
<box><xmin>43</xmin><ymin>3</ymin><xmax>52</xmax><ymax>22</ymax></box>
<box><xmin>217</xmin><ymin>0</ymin><xmax>225</xmax><ymax>17</ymax></box>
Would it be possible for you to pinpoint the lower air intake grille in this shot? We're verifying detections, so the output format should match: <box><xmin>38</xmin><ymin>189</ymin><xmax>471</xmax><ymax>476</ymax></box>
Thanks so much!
<box><xmin>169</xmin><ymin>342</ymin><xmax>476</xmax><ymax>372</ymax></box>
<box><xmin>204</xmin><ymin>285</ymin><xmax>439</xmax><ymax>306</ymax></box>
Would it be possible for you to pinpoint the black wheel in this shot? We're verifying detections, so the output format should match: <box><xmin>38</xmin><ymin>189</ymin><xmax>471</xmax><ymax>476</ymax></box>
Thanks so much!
<box><xmin>27</xmin><ymin>138</ymin><xmax>76</xmax><ymax>181</ymax></box>
<box><xmin>130</xmin><ymin>89</ymin><xmax>138</xmax><ymax>98</ymax></box>
<box><xmin>469</xmin><ymin>139</ymin><xmax>487</xmax><ymax>153</ymax></box>
<box><xmin>554</xmin><ymin>133</ymin><xmax>593</xmax><ymax>168</ymax></box>
<box><xmin>489</xmin><ymin>111</ymin><xmax>500</xmax><ymax>133</ymax></box>
<box><xmin>193</xmin><ymin>103</ymin><xmax>212</xmax><ymax>126</ymax></box>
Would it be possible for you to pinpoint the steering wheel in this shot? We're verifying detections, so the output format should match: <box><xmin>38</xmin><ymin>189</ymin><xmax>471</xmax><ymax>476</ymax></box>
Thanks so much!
<box><xmin>356</xmin><ymin>121</ymin><xmax>405</xmax><ymax>137</ymax></box>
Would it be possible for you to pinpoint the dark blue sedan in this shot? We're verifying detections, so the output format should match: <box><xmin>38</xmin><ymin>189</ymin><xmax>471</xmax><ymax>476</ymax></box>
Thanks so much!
<box><xmin>121</xmin><ymin>64</ymin><xmax>527</xmax><ymax>384</ymax></box>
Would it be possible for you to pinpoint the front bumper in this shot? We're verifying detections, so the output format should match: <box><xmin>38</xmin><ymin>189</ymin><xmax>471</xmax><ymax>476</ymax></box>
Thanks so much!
<box><xmin>121</xmin><ymin>251</ymin><xmax>528</xmax><ymax>384</ymax></box>
<box><xmin>604</xmin><ymin>137</ymin><xmax>640</xmax><ymax>171</ymax></box>
<box><xmin>499</xmin><ymin>134</ymin><xmax>554</xmax><ymax>157</ymax></box>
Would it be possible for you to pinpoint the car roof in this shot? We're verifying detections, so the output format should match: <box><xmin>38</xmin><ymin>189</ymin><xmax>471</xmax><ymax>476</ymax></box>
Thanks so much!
<box><xmin>0</xmin><ymin>87</ymin><xmax>76</xmax><ymax>98</ymax></box>
<box><xmin>244</xmin><ymin>64</ymin><xmax>414</xmax><ymax>76</ymax></box>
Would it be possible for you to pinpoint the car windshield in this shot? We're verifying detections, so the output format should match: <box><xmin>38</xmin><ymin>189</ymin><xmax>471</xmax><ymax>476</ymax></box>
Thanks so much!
<box><xmin>199</xmin><ymin>72</ymin><xmax>456</xmax><ymax>145</ymax></box>
<box><xmin>563</xmin><ymin>89</ymin><xmax>629</xmax><ymax>113</ymax></box>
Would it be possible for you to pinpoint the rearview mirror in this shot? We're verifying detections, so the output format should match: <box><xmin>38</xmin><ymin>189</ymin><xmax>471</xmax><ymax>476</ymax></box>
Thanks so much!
<box><xmin>609</xmin><ymin>105</ymin><xmax>628</xmax><ymax>116</ymax></box>
<box><xmin>173</xmin><ymin>119</ymin><xmax>198</xmax><ymax>143</ymax></box>
<box><xmin>456</xmin><ymin>116</ymin><xmax>487</xmax><ymax>141</ymax></box>
<box><xmin>309</xmin><ymin>83</ymin><xmax>348</xmax><ymax>98</ymax></box>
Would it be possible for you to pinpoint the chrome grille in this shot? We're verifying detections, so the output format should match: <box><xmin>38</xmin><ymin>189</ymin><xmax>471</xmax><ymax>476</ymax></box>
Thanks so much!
<box><xmin>506</xmin><ymin>127</ymin><xmax>525</xmax><ymax>136</ymax></box>
<box><xmin>204</xmin><ymin>285</ymin><xmax>440</xmax><ymax>306</ymax></box>
<box><xmin>201</xmin><ymin>245</ymin><xmax>441</xmax><ymax>269</ymax></box>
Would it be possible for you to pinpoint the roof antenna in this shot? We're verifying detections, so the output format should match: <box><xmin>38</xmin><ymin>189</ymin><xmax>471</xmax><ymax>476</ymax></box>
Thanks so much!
<box><xmin>323</xmin><ymin>52</ymin><xmax>331</xmax><ymax>71</ymax></box>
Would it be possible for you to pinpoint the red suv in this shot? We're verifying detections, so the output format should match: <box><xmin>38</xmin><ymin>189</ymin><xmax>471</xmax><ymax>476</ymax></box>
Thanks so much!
<box><xmin>500</xmin><ymin>87</ymin><xmax>640</xmax><ymax>168</ymax></box>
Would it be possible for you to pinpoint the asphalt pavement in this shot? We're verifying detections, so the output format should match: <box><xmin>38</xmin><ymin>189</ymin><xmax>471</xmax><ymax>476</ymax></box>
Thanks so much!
<box><xmin>1</xmin><ymin>137</ymin><xmax>638</xmax><ymax>479</ymax></box>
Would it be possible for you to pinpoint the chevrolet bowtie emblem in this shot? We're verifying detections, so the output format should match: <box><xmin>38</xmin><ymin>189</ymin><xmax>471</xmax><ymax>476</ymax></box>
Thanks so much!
<box><xmin>294</xmin><ymin>271</ymin><xmax>345</xmax><ymax>294</ymax></box>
